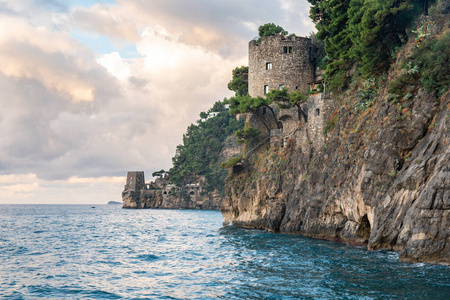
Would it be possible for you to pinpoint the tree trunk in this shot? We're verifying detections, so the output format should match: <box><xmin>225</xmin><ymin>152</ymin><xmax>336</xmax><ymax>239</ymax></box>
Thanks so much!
<box><xmin>251</xmin><ymin>110</ymin><xmax>271</xmax><ymax>133</ymax></box>
<box><xmin>296</xmin><ymin>104</ymin><xmax>308</xmax><ymax>122</ymax></box>
<box><xmin>264</xmin><ymin>105</ymin><xmax>280</xmax><ymax>128</ymax></box>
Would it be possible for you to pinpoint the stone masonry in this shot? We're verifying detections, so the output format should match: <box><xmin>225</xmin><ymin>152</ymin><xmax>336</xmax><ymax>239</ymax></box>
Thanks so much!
<box><xmin>122</xmin><ymin>171</ymin><xmax>219</xmax><ymax>210</ymax></box>
<box><xmin>248</xmin><ymin>35</ymin><xmax>315</xmax><ymax>97</ymax></box>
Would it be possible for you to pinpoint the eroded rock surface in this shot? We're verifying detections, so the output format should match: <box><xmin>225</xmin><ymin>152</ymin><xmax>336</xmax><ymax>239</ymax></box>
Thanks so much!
<box><xmin>221</xmin><ymin>88</ymin><xmax>449</xmax><ymax>265</ymax></box>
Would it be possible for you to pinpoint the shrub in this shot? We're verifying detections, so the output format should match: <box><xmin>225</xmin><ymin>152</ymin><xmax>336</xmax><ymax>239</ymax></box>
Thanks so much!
<box><xmin>409</xmin><ymin>31</ymin><xmax>449</xmax><ymax>97</ymax></box>
<box><xmin>220</xmin><ymin>156</ymin><xmax>243</xmax><ymax>169</ymax></box>
<box><xmin>324</xmin><ymin>115</ymin><xmax>338</xmax><ymax>136</ymax></box>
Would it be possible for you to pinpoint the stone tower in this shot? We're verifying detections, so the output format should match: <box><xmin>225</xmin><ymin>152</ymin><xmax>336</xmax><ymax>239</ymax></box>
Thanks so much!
<box><xmin>248</xmin><ymin>35</ymin><xmax>315</xmax><ymax>97</ymax></box>
<box><xmin>125</xmin><ymin>171</ymin><xmax>145</xmax><ymax>191</ymax></box>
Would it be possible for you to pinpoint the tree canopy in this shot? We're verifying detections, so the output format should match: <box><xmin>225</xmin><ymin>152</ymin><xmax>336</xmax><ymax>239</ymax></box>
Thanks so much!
<box><xmin>152</xmin><ymin>169</ymin><xmax>166</xmax><ymax>178</ymax></box>
<box><xmin>168</xmin><ymin>101</ymin><xmax>244</xmax><ymax>193</ymax></box>
<box><xmin>229</xmin><ymin>94</ymin><xmax>279</xmax><ymax>131</ymax></box>
<box><xmin>307</xmin><ymin>0</ymin><xmax>429</xmax><ymax>89</ymax></box>
<box><xmin>266</xmin><ymin>88</ymin><xmax>309</xmax><ymax>122</ymax></box>
<box><xmin>227</xmin><ymin>66</ymin><xmax>248</xmax><ymax>96</ymax></box>
<box><xmin>258</xmin><ymin>23</ymin><xmax>288</xmax><ymax>37</ymax></box>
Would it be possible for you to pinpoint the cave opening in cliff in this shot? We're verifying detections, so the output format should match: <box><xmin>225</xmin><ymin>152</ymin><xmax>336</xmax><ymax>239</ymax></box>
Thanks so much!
<box><xmin>357</xmin><ymin>214</ymin><xmax>371</xmax><ymax>243</ymax></box>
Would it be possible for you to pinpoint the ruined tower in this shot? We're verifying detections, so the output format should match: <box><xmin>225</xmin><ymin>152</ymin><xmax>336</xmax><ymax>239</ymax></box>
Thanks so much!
<box><xmin>248</xmin><ymin>35</ymin><xmax>315</xmax><ymax>97</ymax></box>
<box><xmin>124</xmin><ymin>171</ymin><xmax>145</xmax><ymax>191</ymax></box>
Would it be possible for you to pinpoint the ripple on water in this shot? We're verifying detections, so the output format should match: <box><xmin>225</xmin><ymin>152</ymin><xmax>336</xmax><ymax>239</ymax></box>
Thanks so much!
<box><xmin>0</xmin><ymin>205</ymin><xmax>449</xmax><ymax>300</ymax></box>
<box><xmin>135</xmin><ymin>254</ymin><xmax>160</xmax><ymax>262</ymax></box>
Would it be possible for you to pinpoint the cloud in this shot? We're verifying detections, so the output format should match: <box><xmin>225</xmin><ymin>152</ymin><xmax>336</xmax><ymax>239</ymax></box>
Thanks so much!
<box><xmin>0</xmin><ymin>16</ymin><xmax>98</xmax><ymax>102</ymax></box>
<box><xmin>71</xmin><ymin>3</ymin><xmax>139</xmax><ymax>42</ymax></box>
<box><xmin>0</xmin><ymin>173</ymin><xmax>125</xmax><ymax>203</ymax></box>
<box><xmin>70</xmin><ymin>0</ymin><xmax>314</xmax><ymax>58</ymax></box>
<box><xmin>0</xmin><ymin>0</ymin><xmax>314</xmax><ymax>203</ymax></box>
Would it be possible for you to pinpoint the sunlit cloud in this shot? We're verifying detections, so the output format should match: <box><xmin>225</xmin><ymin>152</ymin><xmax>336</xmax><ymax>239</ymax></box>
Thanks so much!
<box><xmin>0</xmin><ymin>16</ymin><xmax>96</xmax><ymax>102</ymax></box>
<box><xmin>0</xmin><ymin>0</ymin><xmax>313</xmax><ymax>204</ymax></box>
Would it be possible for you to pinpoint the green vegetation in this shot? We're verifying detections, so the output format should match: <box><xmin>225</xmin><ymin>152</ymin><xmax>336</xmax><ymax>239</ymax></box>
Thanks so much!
<box><xmin>353</xmin><ymin>77</ymin><xmax>378</xmax><ymax>111</ymax></box>
<box><xmin>408</xmin><ymin>31</ymin><xmax>449</xmax><ymax>96</ymax></box>
<box><xmin>258</xmin><ymin>23</ymin><xmax>288</xmax><ymax>37</ymax></box>
<box><xmin>228</xmin><ymin>66</ymin><xmax>249</xmax><ymax>96</ymax></box>
<box><xmin>229</xmin><ymin>94</ymin><xmax>278</xmax><ymax>131</ymax></box>
<box><xmin>266</xmin><ymin>88</ymin><xmax>309</xmax><ymax>122</ymax></box>
<box><xmin>220</xmin><ymin>156</ymin><xmax>243</xmax><ymax>169</ymax></box>
<box><xmin>389</xmin><ymin>31</ymin><xmax>449</xmax><ymax>99</ymax></box>
<box><xmin>324</xmin><ymin>115</ymin><xmax>338</xmax><ymax>136</ymax></box>
<box><xmin>152</xmin><ymin>169</ymin><xmax>166</xmax><ymax>178</ymax></box>
<box><xmin>235</xmin><ymin>127</ymin><xmax>261</xmax><ymax>145</ymax></box>
<box><xmin>307</xmin><ymin>0</ymin><xmax>431</xmax><ymax>90</ymax></box>
<box><xmin>229</xmin><ymin>88</ymin><xmax>309</xmax><ymax>133</ymax></box>
<box><xmin>168</xmin><ymin>101</ymin><xmax>244</xmax><ymax>194</ymax></box>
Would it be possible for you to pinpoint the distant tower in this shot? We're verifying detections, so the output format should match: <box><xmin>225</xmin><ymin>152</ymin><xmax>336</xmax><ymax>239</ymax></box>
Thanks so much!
<box><xmin>248</xmin><ymin>35</ymin><xmax>315</xmax><ymax>97</ymax></box>
<box><xmin>125</xmin><ymin>171</ymin><xmax>145</xmax><ymax>191</ymax></box>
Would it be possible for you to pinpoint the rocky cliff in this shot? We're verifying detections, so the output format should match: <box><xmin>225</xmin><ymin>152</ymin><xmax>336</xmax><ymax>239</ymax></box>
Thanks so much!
<box><xmin>220</xmin><ymin>19</ymin><xmax>449</xmax><ymax>264</ymax></box>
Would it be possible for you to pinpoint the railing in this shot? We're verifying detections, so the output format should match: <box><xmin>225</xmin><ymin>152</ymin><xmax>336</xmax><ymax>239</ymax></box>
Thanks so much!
<box><xmin>245</xmin><ymin>137</ymin><xmax>270</xmax><ymax>158</ymax></box>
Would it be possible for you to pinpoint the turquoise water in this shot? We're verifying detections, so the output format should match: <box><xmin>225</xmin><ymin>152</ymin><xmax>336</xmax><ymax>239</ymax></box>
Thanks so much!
<box><xmin>0</xmin><ymin>205</ymin><xmax>449</xmax><ymax>299</ymax></box>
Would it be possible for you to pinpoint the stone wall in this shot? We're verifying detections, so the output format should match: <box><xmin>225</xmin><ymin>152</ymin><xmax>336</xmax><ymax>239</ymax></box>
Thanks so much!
<box><xmin>248</xmin><ymin>35</ymin><xmax>314</xmax><ymax>97</ymax></box>
<box><xmin>307</xmin><ymin>93</ymin><xmax>336</xmax><ymax>148</ymax></box>
<box><xmin>122</xmin><ymin>173</ymin><xmax>219</xmax><ymax>210</ymax></box>
<box><xmin>124</xmin><ymin>171</ymin><xmax>145</xmax><ymax>191</ymax></box>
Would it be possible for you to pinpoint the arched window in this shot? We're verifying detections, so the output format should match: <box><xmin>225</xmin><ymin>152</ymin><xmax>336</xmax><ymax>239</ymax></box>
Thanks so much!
<box><xmin>289</xmin><ymin>46</ymin><xmax>293</xmax><ymax>53</ymax></box>
<box><xmin>283</xmin><ymin>46</ymin><xmax>287</xmax><ymax>53</ymax></box>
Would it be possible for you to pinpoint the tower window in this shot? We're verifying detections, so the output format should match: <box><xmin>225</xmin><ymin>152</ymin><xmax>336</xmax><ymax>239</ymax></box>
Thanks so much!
<box><xmin>283</xmin><ymin>46</ymin><xmax>287</xmax><ymax>53</ymax></box>
<box><xmin>316</xmin><ymin>108</ymin><xmax>320</xmax><ymax>116</ymax></box>
<box><xmin>263</xmin><ymin>107</ymin><xmax>267</xmax><ymax>115</ymax></box>
<box><xmin>289</xmin><ymin>46</ymin><xmax>293</xmax><ymax>53</ymax></box>
<box><xmin>264</xmin><ymin>85</ymin><xmax>269</xmax><ymax>95</ymax></box>
<box><xmin>266</xmin><ymin>62</ymin><xmax>272</xmax><ymax>70</ymax></box>
<box><xmin>279</xmin><ymin>84</ymin><xmax>285</xmax><ymax>90</ymax></box>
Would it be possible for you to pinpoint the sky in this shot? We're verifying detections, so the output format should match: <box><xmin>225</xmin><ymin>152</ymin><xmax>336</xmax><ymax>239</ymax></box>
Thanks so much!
<box><xmin>0</xmin><ymin>0</ymin><xmax>315</xmax><ymax>204</ymax></box>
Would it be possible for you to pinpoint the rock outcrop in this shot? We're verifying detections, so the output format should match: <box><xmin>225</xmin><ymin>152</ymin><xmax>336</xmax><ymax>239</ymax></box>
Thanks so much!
<box><xmin>220</xmin><ymin>13</ymin><xmax>449</xmax><ymax>264</ymax></box>
<box><xmin>221</xmin><ymin>88</ymin><xmax>449</xmax><ymax>264</ymax></box>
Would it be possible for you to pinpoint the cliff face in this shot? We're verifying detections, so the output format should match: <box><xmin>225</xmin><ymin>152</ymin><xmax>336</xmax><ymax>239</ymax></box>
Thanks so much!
<box><xmin>220</xmin><ymin>31</ymin><xmax>449</xmax><ymax>264</ymax></box>
<box><xmin>221</xmin><ymin>91</ymin><xmax>449</xmax><ymax>264</ymax></box>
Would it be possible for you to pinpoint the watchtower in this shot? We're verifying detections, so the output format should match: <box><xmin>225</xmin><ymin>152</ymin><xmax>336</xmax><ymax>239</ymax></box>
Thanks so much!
<box><xmin>125</xmin><ymin>171</ymin><xmax>145</xmax><ymax>191</ymax></box>
<box><xmin>248</xmin><ymin>35</ymin><xmax>315</xmax><ymax>97</ymax></box>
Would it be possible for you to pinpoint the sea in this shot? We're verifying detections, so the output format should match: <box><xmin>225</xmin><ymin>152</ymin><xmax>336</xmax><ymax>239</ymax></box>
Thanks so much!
<box><xmin>0</xmin><ymin>205</ymin><xmax>449</xmax><ymax>299</ymax></box>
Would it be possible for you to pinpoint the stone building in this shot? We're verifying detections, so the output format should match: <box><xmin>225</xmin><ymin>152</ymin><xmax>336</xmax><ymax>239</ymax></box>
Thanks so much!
<box><xmin>248</xmin><ymin>35</ymin><xmax>315</xmax><ymax>97</ymax></box>
<box><xmin>124</xmin><ymin>171</ymin><xmax>146</xmax><ymax>191</ymax></box>
<box><xmin>246</xmin><ymin>34</ymin><xmax>335</xmax><ymax>150</ymax></box>
<box><xmin>307</xmin><ymin>93</ymin><xmax>335</xmax><ymax>147</ymax></box>
<box><xmin>122</xmin><ymin>171</ymin><xmax>219</xmax><ymax>210</ymax></box>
